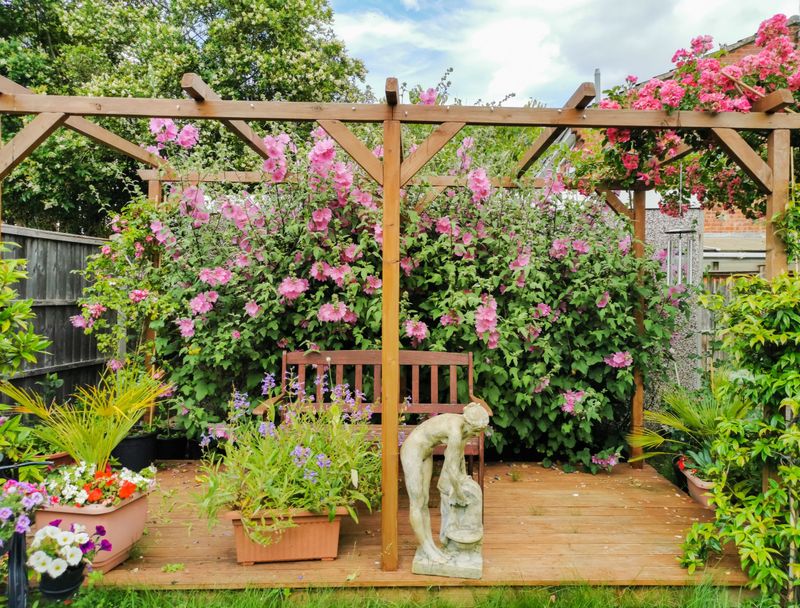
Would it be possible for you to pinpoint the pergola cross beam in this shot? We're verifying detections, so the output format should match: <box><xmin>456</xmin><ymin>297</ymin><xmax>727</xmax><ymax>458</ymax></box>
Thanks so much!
<box><xmin>181</xmin><ymin>73</ymin><xmax>271</xmax><ymax>160</ymax></box>
<box><xmin>400</xmin><ymin>122</ymin><xmax>465</xmax><ymax>186</ymax></box>
<box><xmin>514</xmin><ymin>82</ymin><xmax>595</xmax><ymax>178</ymax></box>
<box><xmin>317</xmin><ymin>119</ymin><xmax>384</xmax><ymax>185</ymax></box>
<box><xmin>0</xmin><ymin>112</ymin><xmax>67</xmax><ymax>180</ymax></box>
<box><xmin>710</xmin><ymin>127</ymin><xmax>773</xmax><ymax>193</ymax></box>
<box><xmin>0</xmin><ymin>76</ymin><xmax>164</xmax><ymax>168</ymax></box>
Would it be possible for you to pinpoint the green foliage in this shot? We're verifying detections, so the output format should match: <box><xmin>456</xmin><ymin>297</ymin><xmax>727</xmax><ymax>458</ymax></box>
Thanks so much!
<box><xmin>0</xmin><ymin>365</ymin><xmax>169</xmax><ymax>469</ymax></box>
<box><xmin>628</xmin><ymin>370</ymin><xmax>753</xmax><ymax>461</ymax></box>
<box><xmin>0</xmin><ymin>244</ymin><xmax>51</xmax><ymax>378</ymax></box>
<box><xmin>197</xmin><ymin>388</ymin><xmax>381</xmax><ymax>543</ymax></box>
<box><xmin>0</xmin><ymin>0</ymin><xmax>366</xmax><ymax>233</ymax></box>
<box><xmin>682</xmin><ymin>274</ymin><xmax>800</xmax><ymax>604</ymax></box>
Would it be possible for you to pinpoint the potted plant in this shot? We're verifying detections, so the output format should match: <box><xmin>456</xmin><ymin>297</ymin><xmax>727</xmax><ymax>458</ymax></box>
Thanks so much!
<box><xmin>0</xmin><ymin>478</ymin><xmax>50</xmax><ymax>554</ymax></box>
<box><xmin>111</xmin><ymin>420</ymin><xmax>157</xmax><ymax>472</ymax></box>
<box><xmin>28</xmin><ymin>521</ymin><xmax>112</xmax><ymax>600</ymax></box>
<box><xmin>198</xmin><ymin>386</ymin><xmax>381</xmax><ymax>564</ymax></box>
<box><xmin>153</xmin><ymin>403</ymin><xmax>188</xmax><ymax>460</ymax></box>
<box><xmin>677</xmin><ymin>449</ymin><xmax>715</xmax><ymax>509</ymax></box>
<box><xmin>0</xmin><ymin>365</ymin><xmax>168</xmax><ymax>572</ymax></box>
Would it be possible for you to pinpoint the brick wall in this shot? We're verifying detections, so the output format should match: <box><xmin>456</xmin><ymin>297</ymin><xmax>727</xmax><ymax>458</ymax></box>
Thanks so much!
<box><xmin>703</xmin><ymin>208</ymin><xmax>764</xmax><ymax>233</ymax></box>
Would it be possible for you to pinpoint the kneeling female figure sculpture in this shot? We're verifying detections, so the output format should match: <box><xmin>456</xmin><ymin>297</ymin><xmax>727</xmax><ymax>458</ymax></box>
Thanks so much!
<box><xmin>400</xmin><ymin>402</ymin><xmax>490</xmax><ymax>579</ymax></box>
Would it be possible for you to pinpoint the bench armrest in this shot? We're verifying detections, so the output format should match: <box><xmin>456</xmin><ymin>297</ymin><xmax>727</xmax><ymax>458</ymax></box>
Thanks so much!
<box><xmin>251</xmin><ymin>392</ymin><xmax>286</xmax><ymax>417</ymax></box>
<box><xmin>469</xmin><ymin>393</ymin><xmax>493</xmax><ymax>416</ymax></box>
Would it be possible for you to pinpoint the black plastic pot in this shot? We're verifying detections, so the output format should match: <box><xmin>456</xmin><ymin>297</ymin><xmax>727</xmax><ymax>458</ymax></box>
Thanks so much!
<box><xmin>112</xmin><ymin>432</ymin><xmax>156</xmax><ymax>471</ymax></box>
<box><xmin>156</xmin><ymin>436</ymin><xmax>188</xmax><ymax>460</ymax></box>
<box><xmin>38</xmin><ymin>563</ymin><xmax>85</xmax><ymax>601</ymax></box>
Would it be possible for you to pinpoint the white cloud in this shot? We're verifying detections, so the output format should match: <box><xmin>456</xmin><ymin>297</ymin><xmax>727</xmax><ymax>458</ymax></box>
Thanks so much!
<box><xmin>333</xmin><ymin>0</ymin><xmax>799</xmax><ymax>106</ymax></box>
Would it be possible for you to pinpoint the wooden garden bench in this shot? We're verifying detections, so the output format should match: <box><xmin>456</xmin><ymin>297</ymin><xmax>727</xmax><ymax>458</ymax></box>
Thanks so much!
<box><xmin>258</xmin><ymin>350</ymin><xmax>491</xmax><ymax>489</ymax></box>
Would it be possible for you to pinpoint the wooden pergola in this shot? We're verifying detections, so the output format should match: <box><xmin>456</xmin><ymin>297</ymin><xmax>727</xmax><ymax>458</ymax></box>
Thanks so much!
<box><xmin>0</xmin><ymin>73</ymin><xmax>793</xmax><ymax>572</ymax></box>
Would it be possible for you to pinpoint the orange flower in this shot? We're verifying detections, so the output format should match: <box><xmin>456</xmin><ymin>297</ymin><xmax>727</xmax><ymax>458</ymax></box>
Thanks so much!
<box><xmin>119</xmin><ymin>481</ymin><xmax>137</xmax><ymax>500</ymax></box>
<box><xmin>87</xmin><ymin>488</ymin><xmax>103</xmax><ymax>503</ymax></box>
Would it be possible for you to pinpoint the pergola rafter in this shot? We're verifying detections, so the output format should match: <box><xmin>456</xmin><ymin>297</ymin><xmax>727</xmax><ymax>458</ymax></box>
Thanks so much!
<box><xmin>0</xmin><ymin>73</ymin><xmax>793</xmax><ymax>574</ymax></box>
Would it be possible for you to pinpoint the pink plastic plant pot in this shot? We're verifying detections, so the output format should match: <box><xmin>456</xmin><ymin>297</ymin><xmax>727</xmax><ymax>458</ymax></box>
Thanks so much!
<box><xmin>682</xmin><ymin>468</ymin><xmax>715</xmax><ymax>509</ymax></box>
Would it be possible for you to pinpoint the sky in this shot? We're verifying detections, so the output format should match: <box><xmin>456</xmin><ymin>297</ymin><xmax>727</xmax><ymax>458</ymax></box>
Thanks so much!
<box><xmin>330</xmin><ymin>0</ymin><xmax>799</xmax><ymax>106</ymax></box>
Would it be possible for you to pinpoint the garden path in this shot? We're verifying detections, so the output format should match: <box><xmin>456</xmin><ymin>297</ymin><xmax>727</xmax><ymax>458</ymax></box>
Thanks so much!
<box><xmin>97</xmin><ymin>461</ymin><xmax>747</xmax><ymax>589</ymax></box>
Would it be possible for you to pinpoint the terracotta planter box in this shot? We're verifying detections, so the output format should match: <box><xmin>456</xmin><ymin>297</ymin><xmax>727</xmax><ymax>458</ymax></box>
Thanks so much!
<box><xmin>224</xmin><ymin>508</ymin><xmax>347</xmax><ymax>565</ymax></box>
<box><xmin>35</xmin><ymin>492</ymin><xmax>150</xmax><ymax>573</ymax></box>
<box><xmin>43</xmin><ymin>452</ymin><xmax>74</xmax><ymax>468</ymax></box>
<box><xmin>683</xmin><ymin>468</ymin><xmax>715</xmax><ymax>509</ymax></box>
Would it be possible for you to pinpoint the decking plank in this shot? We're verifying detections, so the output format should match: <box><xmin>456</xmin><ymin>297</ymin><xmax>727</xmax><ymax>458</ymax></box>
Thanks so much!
<box><xmin>97</xmin><ymin>462</ymin><xmax>747</xmax><ymax>589</ymax></box>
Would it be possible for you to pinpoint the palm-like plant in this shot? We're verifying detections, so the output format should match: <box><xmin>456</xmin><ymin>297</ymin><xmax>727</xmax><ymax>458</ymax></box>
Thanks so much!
<box><xmin>628</xmin><ymin>370</ymin><xmax>753</xmax><ymax>461</ymax></box>
<box><xmin>0</xmin><ymin>367</ymin><xmax>168</xmax><ymax>470</ymax></box>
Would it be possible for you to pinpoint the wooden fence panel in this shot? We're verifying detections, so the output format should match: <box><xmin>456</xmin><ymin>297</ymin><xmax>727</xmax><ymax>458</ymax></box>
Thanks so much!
<box><xmin>2</xmin><ymin>225</ymin><xmax>106</xmax><ymax>400</ymax></box>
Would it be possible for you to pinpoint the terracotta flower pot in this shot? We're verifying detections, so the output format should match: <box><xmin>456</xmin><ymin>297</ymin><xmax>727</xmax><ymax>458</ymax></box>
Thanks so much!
<box><xmin>682</xmin><ymin>468</ymin><xmax>715</xmax><ymax>509</ymax></box>
<box><xmin>38</xmin><ymin>563</ymin><xmax>85</xmax><ymax>600</ymax></box>
<box><xmin>34</xmin><ymin>492</ymin><xmax>150</xmax><ymax>573</ymax></box>
<box><xmin>224</xmin><ymin>507</ymin><xmax>347</xmax><ymax>565</ymax></box>
<box><xmin>43</xmin><ymin>452</ymin><xmax>75</xmax><ymax>468</ymax></box>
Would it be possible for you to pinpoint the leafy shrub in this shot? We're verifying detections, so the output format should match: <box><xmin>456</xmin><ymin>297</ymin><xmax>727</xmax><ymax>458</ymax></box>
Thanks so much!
<box><xmin>75</xmin><ymin>125</ymin><xmax>688</xmax><ymax>468</ymax></box>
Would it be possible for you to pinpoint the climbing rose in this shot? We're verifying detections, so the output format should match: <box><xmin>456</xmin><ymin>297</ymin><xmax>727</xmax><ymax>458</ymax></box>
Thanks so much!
<box><xmin>278</xmin><ymin>278</ymin><xmax>309</xmax><ymax>301</ymax></box>
<box><xmin>604</xmin><ymin>351</ymin><xmax>633</xmax><ymax>368</ymax></box>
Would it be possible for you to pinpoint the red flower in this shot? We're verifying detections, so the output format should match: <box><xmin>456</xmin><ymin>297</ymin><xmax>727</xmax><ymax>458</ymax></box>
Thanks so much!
<box><xmin>87</xmin><ymin>488</ymin><xmax>103</xmax><ymax>503</ymax></box>
<box><xmin>677</xmin><ymin>456</ymin><xmax>686</xmax><ymax>471</ymax></box>
<box><xmin>119</xmin><ymin>481</ymin><xmax>137</xmax><ymax>500</ymax></box>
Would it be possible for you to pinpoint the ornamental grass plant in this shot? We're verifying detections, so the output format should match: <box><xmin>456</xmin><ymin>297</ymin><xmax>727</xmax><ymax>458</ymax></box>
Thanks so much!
<box><xmin>198</xmin><ymin>382</ymin><xmax>381</xmax><ymax>544</ymax></box>
<box><xmin>0</xmin><ymin>365</ymin><xmax>170</xmax><ymax>470</ymax></box>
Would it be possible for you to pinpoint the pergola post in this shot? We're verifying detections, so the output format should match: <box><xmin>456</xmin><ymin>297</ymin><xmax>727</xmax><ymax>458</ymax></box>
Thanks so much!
<box><xmin>144</xmin><ymin>179</ymin><xmax>163</xmax><ymax>424</ymax></box>
<box><xmin>766</xmin><ymin>129</ymin><xmax>790</xmax><ymax>278</ymax></box>
<box><xmin>631</xmin><ymin>190</ymin><xmax>647</xmax><ymax>468</ymax></box>
<box><xmin>380</xmin><ymin>79</ymin><xmax>401</xmax><ymax>571</ymax></box>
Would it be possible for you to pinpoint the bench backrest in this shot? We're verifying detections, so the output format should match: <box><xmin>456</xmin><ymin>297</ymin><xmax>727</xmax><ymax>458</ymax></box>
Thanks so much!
<box><xmin>280</xmin><ymin>350</ymin><xmax>474</xmax><ymax>415</ymax></box>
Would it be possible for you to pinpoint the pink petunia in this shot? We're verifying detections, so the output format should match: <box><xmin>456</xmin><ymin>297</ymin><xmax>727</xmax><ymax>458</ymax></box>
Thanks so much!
<box><xmin>604</xmin><ymin>351</ymin><xmax>633</xmax><ymax>369</ymax></box>
<box><xmin>278</xmin><ymin>277</ymin><xmax>309</xmax><ymax>301</ymax></box>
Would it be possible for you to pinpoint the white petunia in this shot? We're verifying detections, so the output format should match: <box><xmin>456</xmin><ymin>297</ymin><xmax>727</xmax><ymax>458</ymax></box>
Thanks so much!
<box><xmin>74</xmin><ymin>490</ymin><xmax>88</xmax><ymax>505</ymax></box>
<box><xmin>72</xmin><ymin>523</ymin><xmax>86</xmax><ymax>534</ymax></box>
<box><xmin>27</xmin><ymin>551</ymin><xmax>51</xmax><ymax>574</ymax></box>
<box><xmin>62</xmin><ymin>546</ymin><xmax>83</xmax><ymax>567</ymax></box>
<box><xmin>46</xmin><ymin>558</ymin><xmax>68</xmax><ymax>579</ymax></box>
<box><xmin>32</xmin><ymin>528</ymin><xmax>49</xmax><ymax>545</ymax></box>
<box><xmin>56</xmin><ymin>530</ymin><xmax>75</xmax><ymax>546</ymax></box>
<box><xmin>43</xmin><ymin>525</ymin><xmax>61</xmax><ymax>540</ymax></box>
<box><xmin>74</xmin><ymin>532</ymin><xmax>89</xmax><ymax>545</ymax></box>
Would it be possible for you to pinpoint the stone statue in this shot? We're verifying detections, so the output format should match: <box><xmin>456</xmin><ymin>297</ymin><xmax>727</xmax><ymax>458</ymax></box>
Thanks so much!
<box><xmin>400</xmin><ymin>402</ymin><xmax>490</xmax><ymax>579</ymax></box>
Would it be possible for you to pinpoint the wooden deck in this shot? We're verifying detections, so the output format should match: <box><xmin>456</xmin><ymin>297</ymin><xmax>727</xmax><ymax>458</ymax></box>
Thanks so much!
<box><xmin>97</xmin><ymin>461</ymin><xmax>747</xmax><ymax>589</ymax></box>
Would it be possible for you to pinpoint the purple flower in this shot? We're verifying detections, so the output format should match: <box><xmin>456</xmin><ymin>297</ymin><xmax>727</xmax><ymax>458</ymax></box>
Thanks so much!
<box><xmin>0</xmin><ymin>508</ymin><xmax>13</xmax><ymax>521</ymax></box>
<box><xmin>292</xmin><ymin>445</ymin><xmax>311</xmax><ymax>467</ymax></box>
<box><xmin>258</xmin><ymin>421</ymin><xmax>276</xmax><ymax>438</ymax></box>
<box><xmin>316</xmin><ymin>453</ymin><xmax>331</xmax><ymax>469</ymax></box>
<box><xmin>80</xmin><ymin>540</ymin><xmax>96</xmax><ymax>554</ymax></box>
<box><xmin>15</xmin><ymin>514</ymin><xmax>30</xmax><ymax>534</ymax></box>
<box><xmin>232</xmin><ymin>391</ymin><xmax>250</xmax><ymax>410</ymax></box>
<box><xmin>49</xmin><ymin>519</ymin><xmax>62</xmax><ymax>527</ymax></box>
<box><xmin>261</xmin><ymin>373</ymin><xmax>276</xmax><ymax>395</ymax></box>
<box><xmin>95</xmin><ymin>525</ymin><xmax>106</xmax><ymax>537</ymax></box>
<box><xmin>303</xmin><ymin>469</ymin><xmax>318</xmax><ymax>483</ymax></box>
<box><xmin>99</xmin><ymin>539</ymin><xmax>113</xmax><ymax>552</ymax></box>
<box><xmin>199</xmin><ymin>434</ymin><xmax>211</xmax><ymax>448</ymax></box>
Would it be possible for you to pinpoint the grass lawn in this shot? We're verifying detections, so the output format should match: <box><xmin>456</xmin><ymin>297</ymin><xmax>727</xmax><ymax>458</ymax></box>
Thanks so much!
<box><xmin>60</xmin><ymin>584</ymin><xmax>766</xmax><ymax>608</ymax></box>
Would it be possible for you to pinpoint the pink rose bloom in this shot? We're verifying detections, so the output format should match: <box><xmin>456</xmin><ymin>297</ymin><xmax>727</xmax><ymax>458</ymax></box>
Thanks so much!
<box><xmin>86</xmin><ymin>303</ymin><xmax>107</xmax><ymax>319</ymax></box>
<box><xmin>533</xmin><ymin>377</ymin><xmax>550</xmax><ymax>393</ymax></box>
<box><xmin>597</xmin><ymin>292</ymin><xmax>610</xmax><ymax>309</ymax></box>
<box><xmin>129</xmin><ymin>289</ymin><xmax>149</xmax><ymax>303</ymax></box>
<box><xmin>70</xmin><ymin>315</ymin><xmax>87</xmax><ymax>329</ymax></box>
<box><xmin>364</xmin><ymin>275</ymin><xmax>382</xmax><ymax>295</ymax></box>
<box><xmin>549</xmin><ymin>238</ymin><xmax>569</xmax><ymax>259</ymax></box>
<box><xmin>175</xmin><ymin>318</ymin><xmax>195</xmax><ymax>338</ymax></box>
<box><xmin>372</xmin><ymin>145</ymin><xmax>384</xmax><ymax>158</ymax></box>
<box><xmin>309</xmin><ymin>207</ymin><xmax>333</xmax><ymax>233</ymax></box>
<box><xmin>213</xmin><ymin>267</ymin><xmax>233</xmax><ymax>285</ymax></box>
<box><xmin>341</xmin><ymin>244</ymin><xmax>362</xmax><ymax>263</ymax></box>
<box><xmin>404</xmin><ymin>320</ymin><xmax>428</xmax><ymax>342</ymax></box>
<box><xmin>100</xmin><ymin>245</ymin><xmax>112</xmax><ymax>256</ymax></box>
<box><xmin>278</xmin><ymin>277</ymin><xmax>309</xmax><ymax>301</ymax></box>
<box><xmin>400</xmin><ymin>257</ymin><xmax>415</xmax><ymax>277</ymax></box>
<box><xmin>326</xmin><ymin>264</ymin><xmax>351</xmax><ymax>287</ymax></box>
<box><xmin>176</xmin><ymin>124</ymin><xmax>199</xmax><ymax>148</ymax></box>
<box><xmin>561</xmin><ymin>390</ymin><xmax>585</xmax><ymax>415</ymax></box>
<box><xmin>618</xmin><ymin>235</ymin><xmax>631</xmax><ymax>254</ymax></box>
<box><xmin>244</xmin><ymin>300</ymin><xmax>261</xmax><ymax>317</ymax></box>
<box><xmin>189</xmin><ymin>291</ymin><xmax>217</xmax><ymax>315</ymax></box>
<box><xmin>317</xmin><ymin>302</ymin><xmax>347</xmax><ymax>323</ymax></box>
<box><xmin>435</xmin><ymin>216</ymin><xmax>451</xmax><ymax>235</ymax></box>
<box><xmin>621</xmin><ymin>152</ymin><xmax>639</xmax><ymax>173</ymax></box>
<box><xmin>149</xmin><ymin>118</ymin><xmax>169</xmax><ymax>134</ymax></box>
<box><xmin>353</xmin><ymin>188</ymin><xmax>377</xmax><ymax>210</ymax></box>
<box><xmin>440</xmin><ymin>313</ymin><xmax>456</xmax><ymax>326</ymax></box>
<box><xmin>467</xmin><ymin>168</ymin><xmax>491</xmax><ymax>203</ymax></box>
<box><xmin>418</xmin><ymin>88</ymin><xmax>437</xmax><ymax>105</ymax></box>
<box><xmin>206</xmin><ymin>291</ymin><xmax>219</xmax><ymax>303</ymax></box>
<box><xmin>231</xmin><ymin>330</ymin><xmax>241</xmax><ymax>340</ymax></box>
<box><xmin>572</xmin><ymin>240</ymin><xmax>590</xmax><ymax>255</ymax></box>
<box><xmin>653</xmin><ymin>248</ymin><xmax>668</xmax><ymax>262</ymax></box>
<box><xmin>343</xmin><ymin>309</ymin><xmax>358</xmax><ymax>324</ymax></box>
<box><xmin>604</xmin><ymin>351</ymin><xmax>633</xmax><ymax>368</ymax></box>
